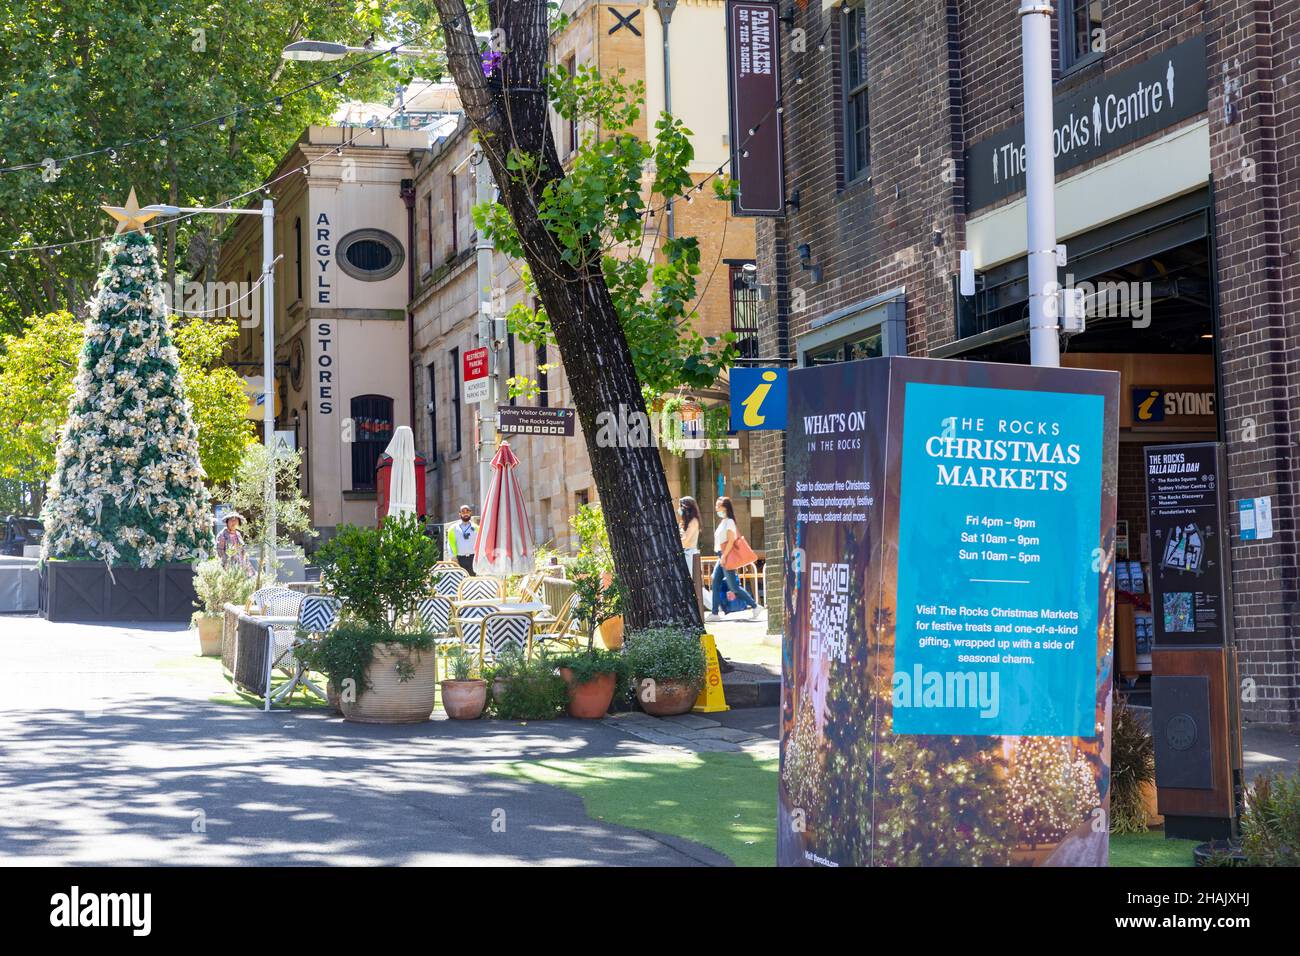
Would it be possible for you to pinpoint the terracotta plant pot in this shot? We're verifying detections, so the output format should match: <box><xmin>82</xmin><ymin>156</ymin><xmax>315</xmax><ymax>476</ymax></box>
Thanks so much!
<box><xmin>340</xmin><ymin>642</ymin><xmax>439</xmax><ymax>724</ymax></box>
<box><xmin>597</xmin><ymin>616</ymin><xmax>625</xmax><ymax>650</ymax></box>
<box><xmin>492</xmin><ymin>676</ymin><xmax>510</xmax><ymax>703</ymax></box>
<box><xmin>637</xmin><ymin>676</ymin><xmax>703</xmax><ymax>717</ymax></box>
<box><xmin>560</xmin><ymin>668</ymin><xmax>617</xmax><ymax>719</ymax></box>
<box><xmin>441</xmin><ymin>679</ymin><xmax>488</xmax><ymax>720</ymax></box>
<box><xmin>326</xmin><ymin>681</ymin><xmax>343</xmax><ymax>715</ymax></box>
<box><xmin>196</xmin><ymin>615</ymin><xmax>223</xmax><ymax>656</ymax></box>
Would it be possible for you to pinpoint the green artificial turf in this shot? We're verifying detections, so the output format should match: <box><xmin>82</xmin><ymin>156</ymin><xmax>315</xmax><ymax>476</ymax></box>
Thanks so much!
<box><xmin>1109</xmin><ymin>829</ymin><xmax>1199</xmax><ymax>867</ymax></box>
<box><xmin>500</xmin><ymin>751</ymin><xmax>779</xmax><ymax>866</ymax></box>
<box><xmin>503</xmin><ymin>753</ymin><xmax>1202</xmax><ymax>868</ymax></box>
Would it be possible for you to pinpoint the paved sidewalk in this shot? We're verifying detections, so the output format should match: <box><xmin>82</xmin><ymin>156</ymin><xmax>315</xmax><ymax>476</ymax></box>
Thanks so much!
<box><xmin>600</xmin><ymin>711</ymin><xmax>777</xmax><ymax>757</ymax></box>
<box><xmin>0</xmin><ymin>616</ymin><xmax>731</xmax><ymax>866</ymax></box>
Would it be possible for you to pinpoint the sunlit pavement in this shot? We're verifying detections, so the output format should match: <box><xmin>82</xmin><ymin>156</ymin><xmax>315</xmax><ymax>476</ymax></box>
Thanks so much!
<box><xmin>0</xmin><ymin>616</ymin><xmax>734</xmax><ymax>866</ymax></box>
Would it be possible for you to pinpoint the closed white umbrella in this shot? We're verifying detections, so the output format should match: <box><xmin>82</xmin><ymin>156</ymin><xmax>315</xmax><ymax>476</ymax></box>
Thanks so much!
<box><xmin>475</xmin><ymin>441</ymin><xmax>534</xmax><ymax>575</ymax></box>
<box><xmin>384</xmin><ymin>425</ymin><xmax>418</xmax><ymax>520</ymax></box>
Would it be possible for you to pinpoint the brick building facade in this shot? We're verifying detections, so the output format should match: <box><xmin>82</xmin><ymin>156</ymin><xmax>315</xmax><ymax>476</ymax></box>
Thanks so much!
<box><xmin>753</xmin><ymin>0</ymin><xmax>1298</xmax><ymax>725</ymax></box>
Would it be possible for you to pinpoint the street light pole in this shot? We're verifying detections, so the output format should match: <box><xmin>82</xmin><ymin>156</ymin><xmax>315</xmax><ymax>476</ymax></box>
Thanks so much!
<box><xmin>1019</xmin><ymin>0</ymin><xmax>1061</xmax><ymax>368</ymax></box>
<box><xmin>259</xmin><ymin>199</ymin><xmax>277</xmax><ymax>580</ymax></box>
<box><xmin>473</xmin><ymin>147</ymin><xmax>498</xmax><ymax>514</ymax></box>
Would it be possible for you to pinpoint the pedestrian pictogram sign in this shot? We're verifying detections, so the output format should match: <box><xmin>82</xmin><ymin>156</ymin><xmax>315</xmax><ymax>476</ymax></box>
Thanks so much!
<box><xmin>693</xmin><ymin>633</ymin><xmax>730</xmax><ymax>713</ymax></box>
<box><xmin>463</xmin><ymin>346</ymin><xmax>490</xmax><ymax>404</ymax></box>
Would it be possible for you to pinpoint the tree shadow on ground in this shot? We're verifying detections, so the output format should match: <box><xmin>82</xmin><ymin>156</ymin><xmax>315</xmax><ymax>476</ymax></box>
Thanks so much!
<box><xmin>0</xmin><ymin>695</ymin><xmax>733</xmax><ymax>866</ymax></box>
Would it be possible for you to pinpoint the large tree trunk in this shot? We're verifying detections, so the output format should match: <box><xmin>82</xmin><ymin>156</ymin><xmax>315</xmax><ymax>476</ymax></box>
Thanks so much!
<box><xmin>430</xmin><ymin>0</ymin><xmax>700</xmax><ymax>631</ymax></box>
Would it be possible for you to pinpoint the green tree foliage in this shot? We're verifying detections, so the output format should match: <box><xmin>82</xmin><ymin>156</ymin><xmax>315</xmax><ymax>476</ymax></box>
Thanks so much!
<box><xmin>170</xmin><ymin>318</ymin><xmax>254</xmax><ymax>483</ymax></box>
<box><xmin>217</xmin><ymin>442</ymin><xmax>314</xmax><ymax>571</ymax></box>
<box><xmin>0</xmin><ymin>0</ymin><xmax>391</xmax><ymax>329</ymax></box>
<box><xmin>478</xmin><ymin>66</ymin><xmax>738</xmax><ymax>398</ymax></box>
<box><xmin>0</xmin><ymin>312</ymin><xmax>253</xmax><ymax>494</ymax></box>
<box><xmin>41</xmin><ymin>232</ymin><xmax>210</xmax><ymax>566</ymax></box>
<box><xmin>0</xmin><ymin>310</ymin><xmax>82</xmax><ymax>493</ymax></box>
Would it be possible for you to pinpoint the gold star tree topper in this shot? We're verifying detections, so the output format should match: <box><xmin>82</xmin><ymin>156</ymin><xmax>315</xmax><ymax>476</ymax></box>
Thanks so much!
<box><xmin>101</xmin><ymin>187</ymin><xmax>160</xmax><ymax>234</ymax></box>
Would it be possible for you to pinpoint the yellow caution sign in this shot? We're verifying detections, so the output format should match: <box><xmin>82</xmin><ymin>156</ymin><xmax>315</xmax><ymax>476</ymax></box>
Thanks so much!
<box><xmin>693</xmin><ymin>632</ymin><xmax>730</xmax><ymax>713</ymax></box>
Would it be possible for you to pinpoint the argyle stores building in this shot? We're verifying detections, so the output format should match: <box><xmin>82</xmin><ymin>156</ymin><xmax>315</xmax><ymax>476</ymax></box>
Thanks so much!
<box><xmin>208</xmin><ymin>125</ymin><xmax>428</xmax><ymax>539</ymax></box>
<box><xmin>751</xmin><ymin>1</ymin><xmax>1297</xmax><ymax>725</ymax></box>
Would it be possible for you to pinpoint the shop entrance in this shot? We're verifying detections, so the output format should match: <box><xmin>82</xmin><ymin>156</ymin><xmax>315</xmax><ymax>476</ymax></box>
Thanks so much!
<box><xmin>939</xmin><ymin>188</ymin><xmax>1221</xmax><ymax>698</ymax></box>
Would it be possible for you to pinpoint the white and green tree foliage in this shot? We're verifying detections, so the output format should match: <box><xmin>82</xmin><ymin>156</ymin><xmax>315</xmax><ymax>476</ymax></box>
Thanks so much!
<box><xmin>41</xmin><ymin>231</ymin><xmax>211</xmax><ymax>566</ymax></box>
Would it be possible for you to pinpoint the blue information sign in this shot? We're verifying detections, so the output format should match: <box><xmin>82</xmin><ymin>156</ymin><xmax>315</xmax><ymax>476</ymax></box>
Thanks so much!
<box><xmin>893</xmin><ymin>382</ymin><xmax>1105</xmax><ymax>736</ymax></box>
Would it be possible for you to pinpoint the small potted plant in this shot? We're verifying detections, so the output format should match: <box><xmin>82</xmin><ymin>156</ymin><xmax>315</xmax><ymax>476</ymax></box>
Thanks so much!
<box><xmin>305</xmin><ymin>515</ymin><xmax>442</xmax><ymax>723</ymax></box>
<box><xmin>489</xmin><ymin>650</ymin><xmax>567</xmax><ymax>721</ymax></box>
<box><xmin>554</xmin><ymin>553</ymin><xmax>627</xmax><ymax>718</ymax></box>
<box><xmin>441</xmin><ymin>645</ymin><xmax>488</xmax><ymax>720</ymax></box>
<box><xmin>191</xmin><ymin>558</ymin><xmax>254</xmax><ymax>656</ymax></box>
<box><xmin>624</xmin><ymin>626</ymin><xmax>707</xmax><ymax>717</ymax></box>
<box><xmin>569</xmin><ymin>504</ymin><xmax>624</xmax><ymax>649</ymax></box>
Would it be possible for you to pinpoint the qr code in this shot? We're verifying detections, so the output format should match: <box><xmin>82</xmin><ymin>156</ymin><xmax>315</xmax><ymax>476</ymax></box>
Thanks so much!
<box><xmin>810</xmin><ymin>562</ymin><xmax>849</xmax><ymax>664</ymax></box>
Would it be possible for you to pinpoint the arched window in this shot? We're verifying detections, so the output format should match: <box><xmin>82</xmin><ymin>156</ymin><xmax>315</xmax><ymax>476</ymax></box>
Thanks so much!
<box><xmin>350</xmin><ymin>394</ymin><xmax>394</xmax><ymax>491</ymax></box>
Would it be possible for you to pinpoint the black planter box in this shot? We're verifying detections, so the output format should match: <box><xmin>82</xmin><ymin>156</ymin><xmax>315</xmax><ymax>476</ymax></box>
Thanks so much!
<box><xmin>42</xmin><ymin>560</ymin><xmax>198</xmax><ymax>623</ymax></box>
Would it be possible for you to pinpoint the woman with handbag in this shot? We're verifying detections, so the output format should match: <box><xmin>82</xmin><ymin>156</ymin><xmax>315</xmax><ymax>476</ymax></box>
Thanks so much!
<box><xmin>707</xmin><ymin>496</ymin><xmax>759</xmax><ymax>622</ymax></box>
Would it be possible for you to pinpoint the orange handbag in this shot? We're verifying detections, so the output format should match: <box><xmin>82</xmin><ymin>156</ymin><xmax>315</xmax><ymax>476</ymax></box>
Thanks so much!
<box><xmin>723</xmin><ymin>534</ymin><xmax>758</xmax><ymax>571</ymax></box>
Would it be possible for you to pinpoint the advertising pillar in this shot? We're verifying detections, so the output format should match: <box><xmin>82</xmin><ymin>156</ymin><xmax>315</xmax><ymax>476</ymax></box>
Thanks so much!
<box><xmin>780</xmin><ymin>356</ymin><xmax>1118</xmax><ymax>866</ymax></box>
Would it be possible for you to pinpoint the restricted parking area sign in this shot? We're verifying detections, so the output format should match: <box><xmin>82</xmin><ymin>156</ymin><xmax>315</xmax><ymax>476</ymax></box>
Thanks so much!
<box><xmin>463</xmin><ymin>347</ymin><xmax>490</xmax><ymax>404</ymax></box>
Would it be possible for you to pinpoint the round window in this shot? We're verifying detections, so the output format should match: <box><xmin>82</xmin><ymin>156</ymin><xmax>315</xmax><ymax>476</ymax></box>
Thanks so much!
<box><xmin>336</xmin><ymin>229</ymin><xmax>405</xmax><ymax>281</ymax></box>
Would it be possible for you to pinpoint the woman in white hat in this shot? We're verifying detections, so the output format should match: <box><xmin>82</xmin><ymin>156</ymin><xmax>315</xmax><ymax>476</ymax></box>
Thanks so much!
<box><xmin>215</xmin><ymin>513</ymin><xmax>251</xmax><ymax>571</ymax></box>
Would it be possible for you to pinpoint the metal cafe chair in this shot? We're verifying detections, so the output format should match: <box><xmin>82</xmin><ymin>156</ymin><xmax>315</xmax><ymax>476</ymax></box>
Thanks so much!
<box><xmin>268</xmin><ymin>594</ymin><xmax>341</xmax><ymax>706</ymax></box>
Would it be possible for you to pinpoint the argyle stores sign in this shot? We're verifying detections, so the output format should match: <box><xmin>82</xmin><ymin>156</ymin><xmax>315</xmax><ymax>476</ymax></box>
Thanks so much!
<box><xmin>966</xmin><ymin>35</ymin><xmax>1207</xmax><ymax>211</ymax></box>
<box><xmin>780</xmin><ymin>356</ymin><xmax>1119</xmax><ymax>867</ymax></box>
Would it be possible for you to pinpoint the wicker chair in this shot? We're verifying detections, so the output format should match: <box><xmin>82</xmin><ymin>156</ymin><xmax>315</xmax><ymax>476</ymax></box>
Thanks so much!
<box><xmin>268</xmin><ymin>594</ymin><xmax>340</xmax><ymax>705</ymax></box>
<box><xmin>432</xmin><ymin>562</ymin><xmax>467</xmax><ymax>597</ymax></box>
<box><xmin>417</xmin><ymin>595</ymin><xmax>461</xmax><ymax>680</ymax></box>
<box><xmin>457</xmin><ymin>575</ymin><xmax>504</xmax><ymax>602</ymax></box>
<box><xmin>478</xmin><ymin>612</ymin><xmax>534</xmax><ymax>665</ymax></box>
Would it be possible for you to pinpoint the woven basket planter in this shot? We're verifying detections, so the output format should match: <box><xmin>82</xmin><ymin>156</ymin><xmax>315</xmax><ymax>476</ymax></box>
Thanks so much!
<box><xmin>341</xmin><ymin>642</ymin><xmax>439</xmax><ymax>724</ymax></box>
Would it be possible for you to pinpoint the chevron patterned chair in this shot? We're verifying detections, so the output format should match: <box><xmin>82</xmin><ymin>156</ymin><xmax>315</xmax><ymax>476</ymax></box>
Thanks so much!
<box><xmin>268</xmin><ymin>593</ymin><xmax>340</xmax><ymax>706</ymax></box>
<box><xmin>456</xmin><ymin>575</ymin><xmax>504</xmax><ymax>602</ymax></box>
<box><xmin>452</xmin><ymin>602</ymin><xmax>496</xmax><ymax>647</ymax></box>
<box><xmin>417</xmin><ymin>595</ymin><xmax>461</xmax><ymax>680</ymax></box>
<box><xmin>432</xmin><ymin>562</ymin><xmax>467</xmax><ymax>597</ymax></box>
<box><xmin>477</xmin><ymin>612</ymin><xmax>534</xmax><ymax>666</ymax></box>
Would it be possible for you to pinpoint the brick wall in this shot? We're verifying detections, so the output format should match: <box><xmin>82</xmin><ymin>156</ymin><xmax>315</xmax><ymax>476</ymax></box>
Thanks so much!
<box><xmin>756</xmin><ymin>0</ymin><xmax>1299</xmax><ymax>723</ymax></box>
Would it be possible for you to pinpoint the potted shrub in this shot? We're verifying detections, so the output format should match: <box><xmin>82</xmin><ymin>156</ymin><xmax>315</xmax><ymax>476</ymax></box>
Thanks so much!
<box><xmin>304</xmin><ymin>514</ymin><xmax>442</xmax><ymax>723</ymax></box>
<box><xmin>485</xmin><ymin>645</ymin><xmax>525</xmax><ymax>703</ymax></box>
<box><xmin>569</xmin><ymin>504</ymin><xmax>624</xmax><ymax>649</ymax></box>
<box><xmin>554</xmin><ymin>553</ymin><xmax>627</xmax><ymax>718</ymax></box>
<box><xmin>441</xmin><ymin>645</ymin><xmax>488</xmax><ymax>720</ymax></box>
<box><xmin>1110</xmin><ymin>694</ymin><xmax>1158</xmax><ymax>833</ymax></box>
<box><xmin>489</xmin><ymin>650</ymin><xmax>568</xmax><ymax>721</ymax></box>
<box><xmin>624</xmin><ymin>626</ymin><xmax>707</xmax><ymax>717</ymax></box>
<box><xmin>191</xmin><ymin>558</ymin><xmax>254</xmax><ymax>656</ymax></box>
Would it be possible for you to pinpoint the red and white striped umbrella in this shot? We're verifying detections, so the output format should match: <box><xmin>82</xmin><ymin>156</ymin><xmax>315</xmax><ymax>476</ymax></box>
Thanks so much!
<box><xmin>474</xmin><ymin>441</ymin><xmax>535</xmax><ymax>575</ymax></box>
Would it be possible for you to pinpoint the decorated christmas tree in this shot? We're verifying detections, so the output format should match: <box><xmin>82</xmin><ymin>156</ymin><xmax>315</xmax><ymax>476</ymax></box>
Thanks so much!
<box><xmin>41</xmin><ymin>190</ymin><xmax>211</xmax><ymax>567</ymax></box>
<box><xmin>1006</xmin><ymin>737</ymin><xmax>1100</xmax><ymax>847</ymax></box>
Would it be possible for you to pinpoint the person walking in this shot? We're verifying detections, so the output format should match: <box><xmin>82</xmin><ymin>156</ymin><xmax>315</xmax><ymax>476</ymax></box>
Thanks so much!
<box><xmin>215</xmin><ymin>513</ymin><xmax>251</xmax><ymax>572</ymax></box>
<box><xmin>445</xmin><ymin>505</ymin><xmax>479</xmax><ymax>576</ymax></box>
<box><xmin>679</xmin><ymin>496</ymin><xmax>702</xmax><ymax>575</ymax></box>
<box><xmin>707</xmin><ymin>496</ymin><xmax>759</xmax><ymax>621</ymax></box>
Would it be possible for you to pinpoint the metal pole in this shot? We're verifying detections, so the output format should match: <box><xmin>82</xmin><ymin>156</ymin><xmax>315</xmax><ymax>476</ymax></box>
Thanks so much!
<box><xmin>656</xmin><ymin>0</ymin><xmax>678</xmax><ymax>240</ymax></box>
<box><xmin>473</xmin><ymin>148</ymin><xmax>496</xmax><ymax>514</ymax></box>
<box><xmin>1019</xmin><ymin>0</ymin><xmax>1060</xmax><ymax>367</ymax></box>
<box><xmin>261</xmin><ymin>199</ymin><xmax>277</xmax><ymax>580</ymax></box>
